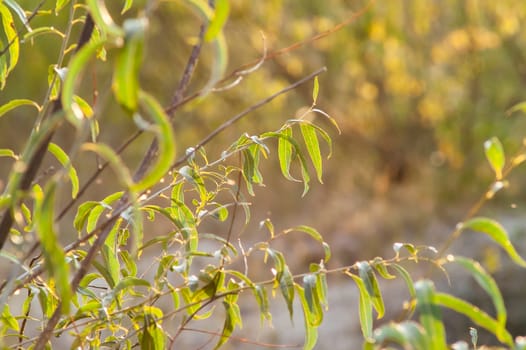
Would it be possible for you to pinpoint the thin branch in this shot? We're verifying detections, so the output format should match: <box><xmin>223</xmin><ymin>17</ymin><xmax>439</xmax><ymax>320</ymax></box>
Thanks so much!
<box><xmin>172</xmin><ymin>67</ymin><xmax>327</xmax><ymax>168</ymax></box>
<box><xmin>0</xmin><ymin>13</ymin><xmax>95</xmax><ymax>252</ymax></box>
<box><xmin>181</xmin><ymin>327</ymin><xmax>302</xmax><ymax>349</ymax></box>
<box><xmin>53</xmin><ymin>1</ymin><xmax>375</xmax><ymax>221</ymax></box>
<box><xmin>0</xmin><ymin>0</ymin><xmax>46</xmax><ymax>57</ymax></box>
<box><xmin>5</xmin><ymin>66</ymin><xmax>328</xmax><ymax>296</ymax></box>
<box><xmin>164</xmin><ymin>0</ymin><xmax>375</xmax><ymax>115</ymax></box>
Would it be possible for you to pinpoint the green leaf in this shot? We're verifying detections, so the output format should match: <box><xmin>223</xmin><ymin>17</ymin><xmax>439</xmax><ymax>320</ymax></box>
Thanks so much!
<box><xmin>23</xmin><ymin>26</ymin><xmax>65</xmax><ymax>41</ymax></box>
<box><xmin>140</xmin><ymin>307</ymin><xmax>166</xmax><ymax>350</ymax></box>
<box><xmin>347</xmin><ymin>272</ymin><xmax>373</xmax><ymax>341</ymax></box>
<box><xmin>62</xmin><ymin>39</ymin><xmax>105</xmax><ymax>127</ymax></box>
<box><xmin>48</xmin><ymin>143</ymin><xmax>79</xmax><ymax>199</ymax></box>
<box><xmin>102</xmin><ymin>219</ymin><xmax>123</xmax><ymax>288</ymax></box>
<box><xmin>0</xmin><ymin>99</ymin><xmax>40</xmax><ymax>118</ymax></box>
<box><xmin>82</xmin><ymin>142</ymin><xmax>133</xmax><ymax>188</ymax></box>
<box><xmin>85</xmin><ymin>0</ymin><xmax>124</xmax><ymax>38</ymax></box>
<box><xmin>132</xmin><ymin>91</ymin><xmax>176</xmax><ymax>193</ymax></box>
<box><xmin>204</xmin><ymin>0</ymin><xmax>229</xmax><ymax>42</ymax></box>
<box><xmin>446</xmin><ymin>256</ymin><xmax>507</xmax><ymax>340</ymax></box>
<box><xmin>0</xmin><ymin>149</ymin><xmax>17</xmax><ymax>159</ymax></box>
<box><xmin>371</xmin><ymin>258</ymin><xmax>396</xmax><ymax>279</ymax></box>
<box><xmin>122</xmin><ymin>0</ymin><xmax>133</xmax><ymax>14</ymax></box>
<box><xmin>435</xmin><ymin>292</ymin><xmax>514</xmax><ymax>347</ymax></box>
<box><xmin>0</xmin><ymin>3</ymin><xmax>19</xmax><ymax>89</ymax></box>
<box><xmin>277</xmin><ymin>127</ymin><xmax>298</xmax><ymax>181</ymax></box>
<box><xmin>279</xmin><ymin>266</ymin><xmax>295</xmax><ymax>322</ymax></box>
<box><xmin>179</xmin><ymin>165</ymin><xmax>207</xmax><ymax>200</ymax></box>
<box><xmin>484</xmin><ymin>137</ymin><xmax>505</xmax><ymax>179</ymax></box>
<box><xmin>285</xmin><ymin>225</ymin><xmax>331</xmax><ymax>262</ymax></box>
<box><xmin>371</xmin><ymin>321</ymin><xmax>430</xmax><ymax>350</ymax></box>
<box><xmin>266</xmin><ymin>129</ymin><xmax>311</xmax><ymax>194</ymax></box>
<box><xmin>508</xmin><ymin>101</ymin><xmax>526</xmax><ymax>116</ymax></box>
<box><xmin>113</xmin><ymin>18</ymin><xmax>147</xmax><ymax>112</ymax></box>
<box><xmin>391</xmin><ymin>263</ymin><xmax>416</xmax><ymax>301</ymax></box>
<box><xmin>266</xmin><ymin>248</ymin><xmax>285</xmax><ymax>275</ymax></box>
<box><xmin>215</xmin><ymin>281</ymin><xmax>241</xmax><ymax>349</ymax></box>
<box><xmin>312</xmin><ymin>76</ymin><xmax>319</xmax><ymax>103</ymax></box>
<box><xmin>393</xmin><ymin>242</ymin><xmax>417</xmax><ymax>257</ymax></box>
<box><xmin>295</xmin><ymin>284</ymin><xmax>319</xmax><ymax>350</ymax></box>
<box><xmin>303</xmin><ymin>274</ymin><xmax>316</xmax><ymax>313</ymax></box>
<box><xmin>113</xmin><ymin>277</ymin><xmax>150</xmax><ymax>296</ymax></box>
<box><xmin>461</xmin><ymin>217</ymin><xmax>526</xmax><ymax>267</ymax></box>
<box><xmin>73</xmin><ymin>95</ymin><xmax>94</xmax><ymax>118</ymax></box>
<box><xmin>1</xmin><ymin>304</ymin><xmax>19</xmax><ymax>331</ymax></box>
<box><xmin>253</xmin><ymin>284</ymin><xmax>271</xmax><ymax>324</ymax></box>
<box><xmin>4</xmin><ymin>0</ymin><xmax>32</xmax><ymax>31</ymax></box>
<box><xmin>414</xmin><ymin>280</ymin><xmax>447</xmax><ymax>350</ymax></box>
<box><xmin>54</xmin><ymin>0</ymin><xmax>71</xmax><ymax>13</ymax></box>
<box><xmin>357</xmin><ymin>261</ymin><xmax>385</xmax><ymax>319</ymax></box>
<box><xmin>33</xmin><ymin>183</ymin><xmax>72</xmax><ymax>314</ymax></box>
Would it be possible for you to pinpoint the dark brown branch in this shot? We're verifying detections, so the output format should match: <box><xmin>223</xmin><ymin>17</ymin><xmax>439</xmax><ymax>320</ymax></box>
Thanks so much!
<box><xmin>0</xmin><ymin>14</ymin><xmax>95</xmax><ymax>252</ymax></box>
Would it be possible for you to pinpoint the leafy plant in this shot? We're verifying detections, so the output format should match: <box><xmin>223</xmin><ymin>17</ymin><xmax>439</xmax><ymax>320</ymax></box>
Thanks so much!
<box><xmin>0</xmin><ymin>1</ymin><xmax>526</xmax><ymax>350</ymax></box>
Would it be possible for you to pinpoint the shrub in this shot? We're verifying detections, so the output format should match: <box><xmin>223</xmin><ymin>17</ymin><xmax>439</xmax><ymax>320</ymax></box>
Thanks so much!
<box><xmin>0</xmin><ymin>1</ymin><xmax>525</xmax><ymax>349</ymax></box>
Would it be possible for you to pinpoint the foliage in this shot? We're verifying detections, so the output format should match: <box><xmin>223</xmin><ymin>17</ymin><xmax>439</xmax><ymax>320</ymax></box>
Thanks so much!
<box><xmin>0</xmin><ymin>1</ymin><xmax>526</xmax><ymax>350</ymax></box>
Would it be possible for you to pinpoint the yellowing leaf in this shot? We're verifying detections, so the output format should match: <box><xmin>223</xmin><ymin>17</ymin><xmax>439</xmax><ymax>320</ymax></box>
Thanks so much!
<box><xmin>0</xmin><ymin>3</ymin><xmax>19</xmax><ymax>89</ymax></box>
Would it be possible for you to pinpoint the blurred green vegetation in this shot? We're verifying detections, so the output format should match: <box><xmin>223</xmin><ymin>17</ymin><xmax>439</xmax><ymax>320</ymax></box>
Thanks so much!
<box><xmin>3</xmin><ymin>0</ymin><xmax>526</xmax><ymax>257</ymax></box>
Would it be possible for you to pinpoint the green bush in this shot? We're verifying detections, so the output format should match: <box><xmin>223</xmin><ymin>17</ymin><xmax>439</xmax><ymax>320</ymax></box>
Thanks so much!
<box><xmin>1</xmin><ymin>1</ymin><xmax>526</xmax><ymax>349</ymax></box>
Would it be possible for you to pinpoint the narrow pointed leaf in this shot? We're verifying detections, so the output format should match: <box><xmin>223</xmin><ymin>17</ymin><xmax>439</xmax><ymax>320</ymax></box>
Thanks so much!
<box><xmin>254</xmin><ymin>284</ymin><xmax>271</xmax><ymax>324</ymax></box>
<box><xmin>204</xmin><ymin>0</ymin><xmax>229</xmax><ymax>42</ymax></box>
<box><xmin>391</xmin><ymin>263</ymin><xmax>416</xmax><ymax>301</ymax></box>
<box><xmin>4</xmin><ymin>0</ymin><xmax>32</xmax><ymax>31</ymax></box>
<box><xmin>461</xmin><ymin>217</ymin><xmax>526</xmax><ymax>267</ymax></box>
<box><xmin>0</xmin><ymin>149</ymin><xmax>17</xmax><ymax>159</ymax></box>
<box><xmin>357</xmin><ymin>261</ymin><xmax>385</xmax><ymax>319</ymax></box>
<box><xmin>132</xmin><ymin>91</ymin><xmax>176</xmax><ymax>193</ymax></box>
<box><xmin>54</xmin><ymin>0</ymin><xmax>71</xmax><ymax>13</ymax></box>
<box><xmin>279</xmin><ymin>266</ymin><xmax>295</xmax><ymax>321</ymax></box>
<box><xmin>48</xmin><ymin>143</ymin><xmax>79</xmax><ymax>198</ymax></box>
<box><xmin>62</xmin><ymin>39</ymin><xmax>105</xmax><ymax>127</ymax></box>
<box><xmin>447</xmin><ymin>256</ymin><xmax>507</xmax><ymax>339</ymax></box>
<box><xmin>435</xmin><ymin>292</ymin><xmax>514</xmax><ymax>347</ymax></box>
<box><xmin>300</xmin><ymin>122</ymin><xmax>323</xmax><ymax>183</ymax></box>
<box><xmin>0</xmin><ymin>3</ymin><xmax>19</xmax><ymax>89</ymax></box>
<box><xmin>102</xmin><ymin>219</ymin><xmax>123</xmax><ymax>288</ymax></box>
<box><xmin>372</xmin><ymin>321</ymin><xmax>430</xmax><ymax>350</ymax></box>
<box><xmin>286</xmin><ymin>225</ymin><xmax>331</xmax><ymax>262</ymax></box>
<box><xmin>85</xmin><ymin>0</ymin><xmax>124</xmax><ymax>38</ymax></box>
<box><xmin>82</xmin><ymin>143</ymin><xmax>133</xmax><ymax>188</ymax></box>
<box><xmin>312</xmin><ymin>76</ymin><xmax>319</xmax><ymax>103</ymax></box>
<box><xmin>0</xmin><ymin>99</ymin><xmax>40</xmax><ymax>118</ymax></box>
<box><xmin>277</xmin><ymin>127</ymin><xmax>297</xmax><ymax>181</ymax></box>
<box><xmin>484</xmin><ymin>137</ymin><xmax>505</xmax><ymax>179</ymax></box>
<box><xmin>113</xmin><ymin>18</ymin><xmax>147</xmax><ymax>112</ymax></box>
<box><xmin>122</xmin><ymin>0</ymin><xmax>133</xmax><ymax>14</ymax></box>
<box><xmin>34</xmin><ymin>183</ymin><xmax>72</xmax><ymax>313</ymax></box>
<box><xmin>296</xmin><ymin>285</ymin><xmax>319</xmax><ymax>350</ymax></box>
<box><xmin>113</xmin><ymin>277</ymin><xmax>150</xmax><ymax>296</ymax></box>
<box><xmin>414</xmin><ymin>280</ymin><xmax>447</xmax><ymax>350</ymax></box>
<box><xmin>347</xmin><ymin>272</ymin><xmax>373</xmax><ymax>340</ymax></box>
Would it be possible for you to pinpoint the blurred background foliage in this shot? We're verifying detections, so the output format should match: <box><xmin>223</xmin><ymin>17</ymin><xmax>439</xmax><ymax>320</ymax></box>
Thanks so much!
<box><xmin>3</xmin><ymin>0</ymin><xmax>526</xmax><ymax>346</ymax></box>
<box><xmin>3</xmin><ymin>0</ymin><xmax>526</xmax><ymax>267</ymax></box>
